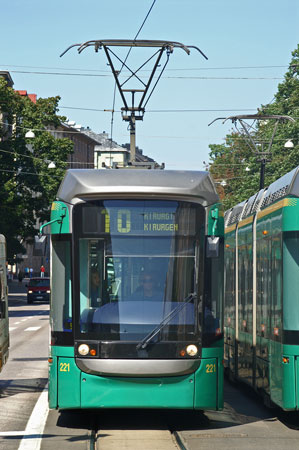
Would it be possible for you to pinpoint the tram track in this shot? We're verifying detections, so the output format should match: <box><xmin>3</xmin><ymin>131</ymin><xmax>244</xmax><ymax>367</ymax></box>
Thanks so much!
<box><xmin>91</xmin><ymin>409</ymin><xmax>192</xmax><ymax>450</ymax></box>
<box><xmin>93</xmin><ymin>427</ymin><xmax>182</xmax><ymax>450</ymax></box>
<box><xmin>45</xmin><ymin>397</ymin><xmax>299</xmax><ymax>450</ymax></box>
<box><xmin>172</xmin><ymin>430</ymin><xmax>188</xmax><ymax>450</ymax></box>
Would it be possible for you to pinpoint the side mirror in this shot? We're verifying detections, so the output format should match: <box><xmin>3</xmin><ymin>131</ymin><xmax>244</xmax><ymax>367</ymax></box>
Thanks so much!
<box><xmin>35</xmin><ymin>235</ymin><xmax>47</xmax><ymax>244</ymax></box>
<box><xmin>206</xmin><ymin>237</ymin><xmax>220</xmax><ymax>258</ymax></box>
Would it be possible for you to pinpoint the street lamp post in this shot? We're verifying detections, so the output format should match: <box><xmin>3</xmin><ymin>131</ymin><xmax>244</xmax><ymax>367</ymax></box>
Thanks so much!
<box><xmin>259</xmin><ymin>158</ymin><xmax>266</xmax><ymax>190</ymax></box>
<box><xmin>209</xmin><ymin>114</ymin><xmax>295</xmax><ymax>190</ymax></box>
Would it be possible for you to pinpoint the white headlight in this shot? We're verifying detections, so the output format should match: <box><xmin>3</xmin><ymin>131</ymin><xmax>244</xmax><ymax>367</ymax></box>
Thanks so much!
<box><xmin>186</xmin><ymin>344</ymin><xmax>198</xmax><ymax>356</ymax></box>
<box><xmin>78</xmin><ymin>344</ymin><xmax>89</xmax><ymax>356</ymax></box>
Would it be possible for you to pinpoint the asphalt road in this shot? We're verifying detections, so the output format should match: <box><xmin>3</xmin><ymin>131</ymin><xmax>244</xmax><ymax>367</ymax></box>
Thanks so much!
<box><xmin>0</xmin><ymin>280</ymin><xmax>49</xmax><ymax>450</ymax></box>
<box><xmin>1</xmin><ymin>280</ymin><xmax>299</xmax><ymax>450</ymax></box>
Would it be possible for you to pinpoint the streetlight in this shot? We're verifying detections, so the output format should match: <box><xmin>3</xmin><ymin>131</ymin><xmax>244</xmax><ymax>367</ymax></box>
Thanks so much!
<box><xmin>25</xmin><ymin>129</ymin><xmax>35</xmax><ymax>139</ymax></box>
<box><xmin>25</xmin><ymin>129</ymin><xmax>35</xmax><ymax>154</ymax></box>
<box><xmin>284</xmin><ymin>139</ymin><xmax>294</xmax><ymax>149</ymax></box>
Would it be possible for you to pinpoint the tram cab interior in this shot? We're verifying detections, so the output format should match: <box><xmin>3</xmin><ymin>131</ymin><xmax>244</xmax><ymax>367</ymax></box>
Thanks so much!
<box><xmin>74</xmin><ymin>199</ymin><xmax>204</xmax><ymax>357</ymax></box>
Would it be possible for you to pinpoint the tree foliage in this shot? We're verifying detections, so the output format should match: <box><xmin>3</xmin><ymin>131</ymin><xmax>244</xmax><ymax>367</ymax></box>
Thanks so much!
<box><xmin>0</xmin><ymin>79</ymin><xmax>73</xmax><ymax>263</ymax></box>
<box><xmin>208</xmin><ymin>44</ymin><xmax>299</xmax><ymax>210</ymax></box>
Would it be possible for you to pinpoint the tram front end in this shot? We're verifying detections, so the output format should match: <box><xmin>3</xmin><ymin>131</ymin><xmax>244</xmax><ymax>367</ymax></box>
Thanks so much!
<box><xmin>48</xmin><ymin>169</ymin><xmax>224</xmax><ymax>410</ymax></box>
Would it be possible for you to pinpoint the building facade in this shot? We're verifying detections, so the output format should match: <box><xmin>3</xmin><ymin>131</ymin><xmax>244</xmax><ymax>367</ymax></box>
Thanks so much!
<box><xmin>80</xmin><ymin>128</ymin><xmax>164</xmax><ymax>169</ymax></box>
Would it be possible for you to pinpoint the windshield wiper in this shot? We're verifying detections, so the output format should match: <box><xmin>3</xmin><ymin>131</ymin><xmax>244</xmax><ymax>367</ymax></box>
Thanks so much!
<box><xmin>136</xmin><ymin>293</ymin><xmax>197</xmax><ymax>351</ymax></box>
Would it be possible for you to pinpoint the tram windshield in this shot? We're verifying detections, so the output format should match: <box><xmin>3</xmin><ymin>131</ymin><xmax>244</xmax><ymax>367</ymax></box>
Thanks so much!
<box><xmin>74</xmin><ymin>200</ymin><xmax>205</xmax><ymax>342</ymax></box>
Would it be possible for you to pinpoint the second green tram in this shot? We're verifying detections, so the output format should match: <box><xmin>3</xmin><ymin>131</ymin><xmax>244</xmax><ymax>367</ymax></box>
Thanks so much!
<box><xmin>48</xmin><ymin>169</ymin><xmax>224</xmax><ymax>410</ymax></box>
<box><xmin>224</xmin><ymin>166</ymin><xmax>299</xmax><ymax>410</ymax></box>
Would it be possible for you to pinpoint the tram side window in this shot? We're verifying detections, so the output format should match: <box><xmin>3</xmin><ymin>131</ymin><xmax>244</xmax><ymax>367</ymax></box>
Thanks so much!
<box><xmin>79</xmin><ymin>239</ymin><xmax>105</xmax><ymax>311</ymax></box>
<box><xmin>238</xmin><ymin>249</ymin><xmax>246</xmax><ymax>333</ymax></box>
<box><xmin>238</xmin><ymin>237</ymin><xmax>253</xmax><ymax>335</ymax></box>
<box><xmin>272</xmin><ymin>235</ymin><xmax>282</xmax><ymax>335</ymax></box>
<box><xmin>224</xmin><ymin>243</ymin><xmax>235</xmax><ymax>329</ymax></box>
<box><xmin>203</xmin><ymin>239</ymin><xmax>223</xmax><ymax>341</ymax></box>
<box><xmin>51</xmin><ymin>239</ymin><xmax>72</xmax><ymax>332</ymax></box>
<box><xmin>283</xmin><ymin>231</ymin><xmax>299</xmax><ymax>331</ymax></box>
<box><xmin>256</xmin><ymin>237</ymin><xmax>271</xmax><ymax>341</ymax></box>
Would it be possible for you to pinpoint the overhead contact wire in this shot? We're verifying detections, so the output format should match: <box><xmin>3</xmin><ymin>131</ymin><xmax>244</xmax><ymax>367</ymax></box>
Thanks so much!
<box><xmin>109</xmin><ymin>0</ymin><xmax>157</xmax><ymax>157</ymax></box>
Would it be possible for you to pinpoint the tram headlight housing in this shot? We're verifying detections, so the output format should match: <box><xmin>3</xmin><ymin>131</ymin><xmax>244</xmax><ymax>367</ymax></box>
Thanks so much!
<box><xmin>186</xmin><ymin>344</ymin><xmax>198</xmax><ymax>357</ymax></box>
<box><xmin>78</xmin><ymin>344</ymin><xmax>90</xmax><ymax>356</ymax></box>
<box><xmin>76</xmin><ymin>341</ymin><xmax>99</xmax><ymax>358</ymax></box>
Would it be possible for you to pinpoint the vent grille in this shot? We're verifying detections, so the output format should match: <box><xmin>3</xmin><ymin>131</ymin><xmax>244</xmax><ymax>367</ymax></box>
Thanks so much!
<box><xmin>242</xmin><ymin>201</ymin><xmax>252</xmax><ymax>218</ymax></box>
<box><xmin>251</xmin><ymin>197</ymin><xmax>262</xmax><ymax>214</ymax></box>
<box><xmin>227</xmin><ymin>210</ymin><xmax>242</xmax><ymax>226</ymax></box>
<box><xmin>261</xmin><ymin>185</ymin><xmax>289</xmax><ymax>209</ymax></box>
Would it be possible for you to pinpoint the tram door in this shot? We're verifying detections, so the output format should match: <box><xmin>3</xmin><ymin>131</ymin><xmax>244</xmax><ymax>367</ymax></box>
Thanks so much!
<box><xmin>269</xmin><ymin>236</ymin><xmax>283</xmax><ymax>407</ymax></box>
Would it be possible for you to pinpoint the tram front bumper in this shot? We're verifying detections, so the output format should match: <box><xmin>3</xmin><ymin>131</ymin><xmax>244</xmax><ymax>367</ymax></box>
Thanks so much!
<box><xmin>50</xmin><ymin>355</ymin><xmax>222</xmax><ymax>410</ymax></box>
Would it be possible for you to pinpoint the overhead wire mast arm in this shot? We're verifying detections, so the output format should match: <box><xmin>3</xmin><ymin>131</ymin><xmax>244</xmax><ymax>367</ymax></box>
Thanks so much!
<box><xmin>60</xmin><ymin>39</ymin><xmax>208</xmax><ymax>59</ymax></box>
<box><xmin>60</xmin><ymin>39</ymin><xmax>208</xmax><ymax>164</ymax></box>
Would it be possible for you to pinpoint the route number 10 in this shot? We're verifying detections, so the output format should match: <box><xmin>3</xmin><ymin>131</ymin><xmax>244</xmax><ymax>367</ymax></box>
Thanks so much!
<box><xmin>101</xmin><ymin>209</ymin><xmax>131</xmax><ymax>233</ymax></box>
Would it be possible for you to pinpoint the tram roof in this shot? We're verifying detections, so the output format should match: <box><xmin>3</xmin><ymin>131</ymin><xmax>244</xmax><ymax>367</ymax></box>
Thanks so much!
<box><xmin>225</xmin><ymin>200</ymin><xmax>246</xmax><ymax>226</ymax></box>
<box><xmin>225</xmin><ymin>166</ymin><xmax>299</xmax><ymax>224</ymax></box>
<box><xmin>260</xmin><ymin>166</ymin><xmax>299</xmax><ymax>210</ymax></box>
<box><xmin>57</xmin><ymin>169</ymin><xmax>219</xmax><ymax>206</ymax></box>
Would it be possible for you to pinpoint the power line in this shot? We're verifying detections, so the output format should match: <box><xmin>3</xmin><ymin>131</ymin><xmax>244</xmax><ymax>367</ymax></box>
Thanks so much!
<box><xmin>109</xmin><ymin>0</ymin><xmax>157</xmax><ymax>159</ymax></box>
<box><xmin>164</xmin><ymin>76</ymin><xmax>284</xmax><ymax>80</ymax></box>
<box><xmin>0</xmin><ymin>145</ymin><xmax>93</xmax><ymax>166</ymax></box>
<box><xmin>59</xmin><ymin>106</ymin><xmax>258</xmax><ymax>113</ymax></box>
<box><xmin>145</xmin><ymin>108</ymin><xmax>258</xmax><ymax>112</ymax></box>
<box><xmin>59</xmin><ymin>106</ymin><xmax>299</xmax><ymax>116</ymax></box>
<box><xmin>8</xmin><ymin>70</ymin><xmax>109</xmax><ymax>77</ymax></box>
<box><xmin>5</xmin><ymin>69</ymin><xmax>285</xmax><ymax>80</ymax></box>
<box><xmin>161</xmin><ymin>65</ymin><xmax>298</xmax><ymax>71</ymax></box>
<box><xmin>0</xmin><ymin>167</ymin><xmax>57</xmax><ymax>177</ymax></box>
<box><xmin>1</xmin><ymin>118</ymin><xmax>297</xmax><ymax>141</ymax></box>
<box><xmin>1</xmin><ymin>63</ymin><xmax>296</xmax><ymax>72</ymax></box>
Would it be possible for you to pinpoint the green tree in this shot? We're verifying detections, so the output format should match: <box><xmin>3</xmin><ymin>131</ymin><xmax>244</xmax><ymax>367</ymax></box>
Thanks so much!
<box><xmin>0</xmin><ymin>78</ymin><xmax>73</xmax><ymax>263</ymax></box>
<box><xmin>208</xmin><ymin>44</ymin><xmax>299</xmax><ymax>210</ymax></box>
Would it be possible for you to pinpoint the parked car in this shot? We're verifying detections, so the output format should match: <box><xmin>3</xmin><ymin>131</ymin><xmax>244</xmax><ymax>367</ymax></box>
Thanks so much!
<box><xmin>26</xmin><ymin>277</ymin><xmax>50</xmax><ymax>304</ymax></box>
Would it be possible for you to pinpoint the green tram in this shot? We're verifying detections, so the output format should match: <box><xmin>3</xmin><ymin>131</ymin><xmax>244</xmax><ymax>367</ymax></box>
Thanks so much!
<box><xmin>224</xmin><ymin>166</ymin><xmax>299</xmax><ymax>410</ymax></box>
<box><xmin>0</xmin><ymin>235</ymin><xmax>9</xmax><ymax>372</ymax></box>
<box><xmin>47</xmin><ymin>169</ymin><xmax>224</xmax><ymax>410</ymax></box>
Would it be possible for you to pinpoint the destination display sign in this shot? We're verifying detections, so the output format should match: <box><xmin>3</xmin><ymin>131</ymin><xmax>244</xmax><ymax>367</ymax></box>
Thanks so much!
<box><xmin>81</xmin><ymin>202</ymin><xmax>197</xmax><ymax>236</ymax></box>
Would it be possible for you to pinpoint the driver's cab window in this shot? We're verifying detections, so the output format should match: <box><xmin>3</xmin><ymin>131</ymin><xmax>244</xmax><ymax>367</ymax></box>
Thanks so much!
<box><xmin>79</xmin><ymin>239</ymin><xmax>105</xmax><ymax>312</ymax></box>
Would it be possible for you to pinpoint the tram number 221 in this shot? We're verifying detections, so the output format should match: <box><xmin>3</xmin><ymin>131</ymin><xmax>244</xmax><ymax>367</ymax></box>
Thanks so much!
<box><xmin>206</xmin><ymin>363</ymin><xmax>216</xmax><ymax>374</ymax></box>
<box><xmin>60</xmin><ymin>362</ymin><xmax>70</xmax><ymax>372</ymax></box>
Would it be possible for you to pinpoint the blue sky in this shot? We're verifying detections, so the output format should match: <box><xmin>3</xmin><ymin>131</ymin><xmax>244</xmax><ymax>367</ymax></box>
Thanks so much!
<box><xmin>1</xmin><ymin>0</ymin><xmax>298</xmax><ymax>170</ymax></box>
